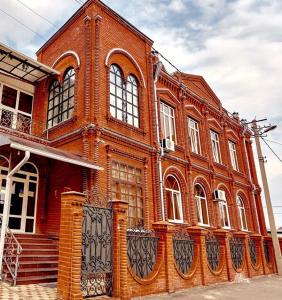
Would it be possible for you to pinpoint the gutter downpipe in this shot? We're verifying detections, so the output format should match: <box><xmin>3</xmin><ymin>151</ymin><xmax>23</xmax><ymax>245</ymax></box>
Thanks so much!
<box><xmin>0</xmin><ymin>150</ymin><xmax>30</xmax><ymax>274</ymax></box>
<box><xmin>242</xmin><ymin>125</ymin><xmax>260</xmax><ymax>233</ymax></box>
<box><xmin>153</xmin><ymin>61</ymin><xmax>165</xmax><ymax>221</ymax></box>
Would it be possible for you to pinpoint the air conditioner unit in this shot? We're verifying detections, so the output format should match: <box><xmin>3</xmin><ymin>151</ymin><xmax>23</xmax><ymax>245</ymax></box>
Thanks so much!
<box><xmin>214</xmin><ymin>190</ymin><xmax>226</xmax><ymax>202</ymax></box>
<box><xmin>162</xmin><ymin>139</ymin><xmax>175</xmax><ymax>152</ymax></box>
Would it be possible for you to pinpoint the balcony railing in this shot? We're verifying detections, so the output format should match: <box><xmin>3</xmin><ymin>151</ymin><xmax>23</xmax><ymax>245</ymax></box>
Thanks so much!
<box><xmin>0</xmin><ymin>109</ymin><xmax>47</xmax><ymax>140</ymax></box>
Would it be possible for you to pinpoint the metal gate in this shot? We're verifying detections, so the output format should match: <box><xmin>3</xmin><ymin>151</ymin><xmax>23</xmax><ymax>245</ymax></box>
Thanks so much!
<box><xmin>81</xmin><ymin>204</ymin><xmax>113</xmax><ymax>298</ymax></box>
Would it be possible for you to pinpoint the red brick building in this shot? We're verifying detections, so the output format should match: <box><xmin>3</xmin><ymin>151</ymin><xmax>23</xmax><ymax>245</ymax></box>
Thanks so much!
<box><xmin>0</xmin><ymin>0</ymin><xmax>277</xmax><ymax>299</ymax></box>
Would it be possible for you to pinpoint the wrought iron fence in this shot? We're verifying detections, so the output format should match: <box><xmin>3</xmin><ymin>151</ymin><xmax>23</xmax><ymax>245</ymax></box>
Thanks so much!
<box><xmin>263</xmin><ymin>240</ymin><xmax>270</xmax><ymax>265</ymax></box>
<box><xmin>127</xmin><ymin>224</ymin><xmax>159</xmax><ymax>278</ymax></box>
<box><xmin>205</xmin><ymin>234</ymin><xmax>220</xmax><ymax>272</ymax></box>
<box><xmin>173</xmin><ymin>230</ymin><xmax>194</xmax><ymax>275</ymax></box>
<box><xmin>0</xmin><ymin>108</ymin><xmax>48</xmax><ymax>139</ymax></box>
<box><xmin>229</xmin><ymin>237</ymin><xmax>244</xmax><ymax>270</ymax></box>
<box><xmin>249</xmin><ymin>238</ymin><xmax>257</xmax><ymax>267</ymax></box>
<box><xmin>3</xmin><ymin>228</ymin><xmax>22</xmax><ymax>286</ymax></box>
<box><xmin>81</xmin><ymin>204</ymin><xmax>113</xmax><ymax>298</ymax></box>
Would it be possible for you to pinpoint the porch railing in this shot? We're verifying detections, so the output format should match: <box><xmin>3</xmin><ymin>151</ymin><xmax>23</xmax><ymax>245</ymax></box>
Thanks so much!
<box><xmin>3</xmin><ymin>227</ymin><xmax>22</xmax><ymax>286</ymax></box>
<box><xmin>0</xmin><ymin>108</ymin><xmax>49</xmax><ymax>140</ymax></box>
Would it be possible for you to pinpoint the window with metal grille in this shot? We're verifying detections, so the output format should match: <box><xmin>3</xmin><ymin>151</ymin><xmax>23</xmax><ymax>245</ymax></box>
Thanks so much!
<box><xmin>109</xmin><ymin>64</ymin><xmax>139</xmax><ymax>127</ymax></box>
<box><xmin>111</xmin><ymin>161</ymin><xmax>143</xmax><ymax>227</ymax></box>
<box><xmin>47</xmin><ymin>68</ymin><xmax>75</xmax><ymax>128</ymax></box>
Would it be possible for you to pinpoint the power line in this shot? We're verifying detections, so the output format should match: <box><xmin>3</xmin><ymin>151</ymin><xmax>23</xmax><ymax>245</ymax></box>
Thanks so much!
<box><xmin>0</xmin><ymin>7</ymin><xmax>47</xmax><ymax>41</ymax></box>
<box><xmin>261</xmin><ymin>137</ymin><xmax>282</xmax><ymax>164</ymax></box>
<box><xmin>15</xmin><ymin>0</ymin><xmax>57</xmax><ymax>28</ymax></box>
<box><xmin>73</xmin><ymin>0</ymin><xmax>85</xmax><ymax>5</ymax></box>
<box><xmin>264</xmin><ymin>139</ymin><xmax>282</xmax><ymax>147</ymax></box>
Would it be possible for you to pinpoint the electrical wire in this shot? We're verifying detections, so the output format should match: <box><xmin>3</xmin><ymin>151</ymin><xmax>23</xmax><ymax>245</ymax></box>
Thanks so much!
<box><xmin>15</xmin><ymin>0</ymin><xmax>57</xmax><ymax>28</ymax></box>
<box><xmin>74</xmin><ymin>0</ymin><xmax>85</xmax><ymax>5</ymax></box>
<box><xmin>0</xmin><ymin>7</ymin><xmax>47</xmax><ymax>41</ymax></box>
<box><xmin>261</xmin><ymin>137</ymin><xmax>282</xmax><ymax>164</ymax></box>
<box><xmin>264</xmin><ymin>139</ymin><xmax>282</xmax><ymax>147</ymax></box>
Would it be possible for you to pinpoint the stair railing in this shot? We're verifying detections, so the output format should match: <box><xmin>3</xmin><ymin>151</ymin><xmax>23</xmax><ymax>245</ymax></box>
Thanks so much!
<box><xmin>3</xmin><ymin>228</ymin><xmax>22</xmax><ymax>286</ymax></box>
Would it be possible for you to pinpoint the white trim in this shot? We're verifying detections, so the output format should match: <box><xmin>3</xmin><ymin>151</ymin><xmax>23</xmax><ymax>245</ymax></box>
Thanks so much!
<box><xmin>51</xmin><ymin>50</ymin><xmax>81</xmax><ymax>69</ymax></box>
<box><xmin>105</xmin><ymin>48</ymin><xmax>146</xmax><ymax>88</ymax></box>
<box><xmin>10</xmin><ymin>142</ymin><xmax>103</xmax><ymax>171</ymax></box>
<box><xmin>157</xmin><ymin>88</ymin><xmax>180</xmax><ymax>103</ymax></box>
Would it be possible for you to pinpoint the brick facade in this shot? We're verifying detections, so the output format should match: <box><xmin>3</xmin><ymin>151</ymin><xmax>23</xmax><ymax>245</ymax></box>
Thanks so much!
<box><xmin>0</xmin><ymin>0</ymin><xmax>276</xmax><ymax>298</ymax></box>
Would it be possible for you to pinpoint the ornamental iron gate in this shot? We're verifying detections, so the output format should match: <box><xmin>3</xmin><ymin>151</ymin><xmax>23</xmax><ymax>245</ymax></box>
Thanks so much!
<box><xmin>249</xmin><ymin>238</ymin><xmax>257</xmax><ymax>267</ymax></box>
<box><xmin>127</xmin><ymin>224</ymin><xmax>159</xmax><ymax>278</ymax></box>
<box><xmin>263</xmin><ymin>240</ymin><xmax>270</xmax><ymax>265</ymax></box>
<box><xmin>206</xmin><ymin>234</ymin><xmax>220</xmax><ymax>272</ymax></box>
<box><xmin>229</xmin><ymin>237</ymin><xmax>244</xmax><ymax>270</ymax></box>
<box><xmin>81</xmin><ymin>204</ymin><xmax>113</xmax><ymax>298</ymax></box>
<box><xmin>173</xmin><ymin>230</ymin><xmax>194</xmax><ymax>275</ymax></box>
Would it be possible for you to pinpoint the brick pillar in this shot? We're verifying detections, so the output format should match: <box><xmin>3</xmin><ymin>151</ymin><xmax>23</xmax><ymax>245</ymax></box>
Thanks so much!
<box><xmin>57</xmin><ymin>191</ymin><xmax>85</xmax><ymax>300</ymax></box>
<box><xmin>153</xmin><ymin>221</ymin><xmax>175</xmax><ymax>293</ymax></box>
<box><xmin>188</xmin><ymin>226</ymin><xmax>208</xmax><ymax>285</ymax></box>
<box><xmin>112</xmin><ymin>200</ymin><xmax>130</xmax><ymax>300</ymax></box>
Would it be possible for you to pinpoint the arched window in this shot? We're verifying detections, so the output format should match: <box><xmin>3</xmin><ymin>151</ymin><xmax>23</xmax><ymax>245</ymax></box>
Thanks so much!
<box><xmin>237</xmin><ymin>196</ymin><xmax>248</xmax><ymax>231</ymax></box>
<box><xmin>109</xmin><ymin>64</ymin><xmax>139</xmax><ymax>127</ymax></box>
<box><xmin>165</xmin><ymin>175</ymin><xmax>183</xmax><ymax>222</ymax></box>
<box><xmin>47</xmin><ymin>68</ymin><xmax>75</xmax><ymax>128</ymax></box>
<box><xmin>195</xmin><ymin>184</ymin><xmax>209</xmax><ymax>226</ymax></box>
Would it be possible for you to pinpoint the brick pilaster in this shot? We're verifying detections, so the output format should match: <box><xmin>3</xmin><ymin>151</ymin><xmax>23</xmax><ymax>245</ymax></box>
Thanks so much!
<box><xmin>57</xmin><ymin>191</ymin><xmax>85</xmax><ymax>300</ymax></box>
<box><xmin>112</xmin><ymin>200</ymin><xmax>130</xmax><ymax>300</ymax></box>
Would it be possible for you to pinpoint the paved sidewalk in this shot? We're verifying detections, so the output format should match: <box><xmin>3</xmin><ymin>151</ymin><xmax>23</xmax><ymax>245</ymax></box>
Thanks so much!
<box><xmin>133</xmin><ymin>275</ymin><xmax>282</xmax><ymax>300</ymax></box>
<box><xmin>0</xmin><ymin>282</ymin><xmax>57</xmax><ymax>300</ymax></box>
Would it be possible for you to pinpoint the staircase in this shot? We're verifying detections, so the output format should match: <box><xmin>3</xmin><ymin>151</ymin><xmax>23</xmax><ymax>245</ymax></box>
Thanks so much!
<box><xmin>3</xmin><ymin>234</ymin><xmax>58</xmax><ymax>285</ymax></box>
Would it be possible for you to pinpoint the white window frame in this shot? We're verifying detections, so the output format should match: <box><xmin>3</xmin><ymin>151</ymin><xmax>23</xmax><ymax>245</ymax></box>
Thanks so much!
<box><xmin>218</xmin><ymin>198</ymin><xmax>231</xmax><ymax>229</ymax></box>
<box><xmin>210</xmin><ymin>130</ymin><xmax>222</xmax><ymax>163</ymax></box>
<box><xmin>160</xmin><ymin>102</ymin><xmax>176</xmax><ymax>143</ymax></box>
<box><xmin>0</xmin><ymin>82</ymin><xmax>34</xmax><ymax>131</ymax></box>
<box><xmin>237</xmin><ymin>196</ymin><xmax>248</xmax><ymax>231</ymax></box>
<box><xmin>228</xmin><ymin>141</ymin><xmax>239</xmax><ymax>171</ymax></box>
<box><xmin>188</xmin><ymin>118</ymin><xmax>201</xmax><ymax>155</ymax></box>
<box><xmin>195</xmin><ymin>184</ymin><xmax>209</xmax><ymax>226</ymax></box>
<box><xmin>165</xmin><ymin>175</ymin><xmax>183</xmax><ymax>223</ymax></box>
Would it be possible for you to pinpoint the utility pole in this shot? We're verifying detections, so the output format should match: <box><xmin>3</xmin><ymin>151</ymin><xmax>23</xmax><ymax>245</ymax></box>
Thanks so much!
<box><xmin>252</xmin><ymin>119</ymin><xmax>282</xmax><ymax>275</ymax></box>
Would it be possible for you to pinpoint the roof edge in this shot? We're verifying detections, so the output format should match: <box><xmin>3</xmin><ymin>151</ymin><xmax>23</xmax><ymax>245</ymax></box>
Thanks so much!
<box><xmin>36</xmin><ymin>0</ymin><xmax>153</xmax><ymax>56</ymax></box>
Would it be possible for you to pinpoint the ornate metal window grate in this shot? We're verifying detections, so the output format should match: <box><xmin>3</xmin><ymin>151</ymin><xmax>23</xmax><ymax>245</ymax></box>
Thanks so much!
<box><xmin>206</xmin><ymin>234</ymin><xmax>220</xmax><ymax>272</ymax></box>
<box><xmin>263</xmin><ymin>240</ymin><xmax>270</xmax><ymax>265</ymax></box>
<box><xmin>229</xmin><ymin>237</ymin><xmax>244</xmax><ymax>270</ymax></box>
<box><xmin>127</xmin><ymin>224</ymin><xmax>159</xmax><ymax>278</ymax></box>
<box><xmin>249</xmin><ymin>238</ymin><xmax>257</xmax><ymax>267</ymax></box>
<box><xmin>173</xmin><ymin>230</ymin><xmax>194</xmax><ymax>275</ymax></box>
<box><xmin>81</xmin><ymin>205</ymin><xmax>113</xmax><ymax>298</ymax></box>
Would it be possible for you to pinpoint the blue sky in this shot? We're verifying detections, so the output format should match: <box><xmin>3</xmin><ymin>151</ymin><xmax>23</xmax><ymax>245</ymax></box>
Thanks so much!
<box><xmin>1</xmin><ymin>0</ymin><xmax>282</xmax><ymax>228</ymax></box>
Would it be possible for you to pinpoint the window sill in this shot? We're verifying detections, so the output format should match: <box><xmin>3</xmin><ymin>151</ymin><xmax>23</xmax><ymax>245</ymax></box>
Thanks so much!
<box><xmin>168</xmin><ymin>219</ymin><xmax>184</xmax><ymax>224</ymax></box>
<box><xmin>198</xmin><ymin>223</ymin><xmax>210</xmax><ymax>228</ymax></box>
<box><xmin>214</xmin><ymin>162</ymin><xmax>227</xmax><ymax>170</ymax></box>
<box><xmin>107</xmin><ymin>115</ymin><xmax>145</xmax><ymax>135</ymax></box>
<box><xmin>44</xmin><ymin>116</ymin><xmax>77</xmax><ymax>135</ymax></box>
<box><xmin>191</xmin><ymin>152</ymin><xmax>208</xmax><ymax>162</ymax></box>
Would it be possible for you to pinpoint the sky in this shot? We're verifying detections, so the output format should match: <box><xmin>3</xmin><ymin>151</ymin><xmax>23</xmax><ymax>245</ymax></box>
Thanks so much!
<box><xmin>0</xmin><ymin>0</ymin><xmax>282</xmax><ymax>228</ymax></box>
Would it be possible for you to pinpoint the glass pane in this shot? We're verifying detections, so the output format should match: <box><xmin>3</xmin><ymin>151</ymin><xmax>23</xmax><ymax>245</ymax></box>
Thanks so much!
<box><xmin>10</xmin><ymin>182</ymin><xmax>24</xmax><ymax>215</ymax></box>
<box><xmin>166</xmin><ymin>190</ymin><xmax>173</xmax><ymax>220</ymax></box>
<box><xmin>8</xmin><ymin>217</ymin><xmax>21</xmax><ymax>230</ymax></box>
<box><xmin>174</xmin><ymin>193</ymin><xmax>181</xmax><ymax>220</ymax></box>
<box><xmin>18</xmin><ymin>92</ymin><xmax>33</xmax><ymax>114</ymax></box>
<box><xmin>25</xmin><ymin>219</ymin><xmax>34</xmax><ymax>233</ymax></box>
<box><xmin>201</xmin><ymin>199</ymin><xmax>209</xmax><ymax>224</ymax></box>
<box><xmin>2</xmin><ymin>85</ymin><xmax>17</xmax><ymax>108</ymax></box>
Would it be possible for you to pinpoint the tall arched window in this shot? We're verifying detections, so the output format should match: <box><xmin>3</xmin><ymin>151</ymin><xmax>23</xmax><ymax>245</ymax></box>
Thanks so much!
<box><xmin>109</xmin><ymin>64</ymin><xmax>139</xmax><ymax>127</ymax></box>
<box><xmin>47</xmin><ymin>68</ymin><xmax>75</xmax><ymax>128</ymax></box>
<box><xmin>165</xmin><ymin>175</ymin><xmax>183</xmax><ymax>223</ymax></box>
<box><xmin>217</xmin><ymin>190</ymin><xmax>230</xmax><ymax>228</ymax></box>
<box><xmin>195</xmin><ymin>184</ymin><xmax>209</xmax><ymax>226</ymax></box>
<box><xmin>237</xmin><ymin>196</ymin><xmax>248</xmax><ymax>231</ymax></box>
